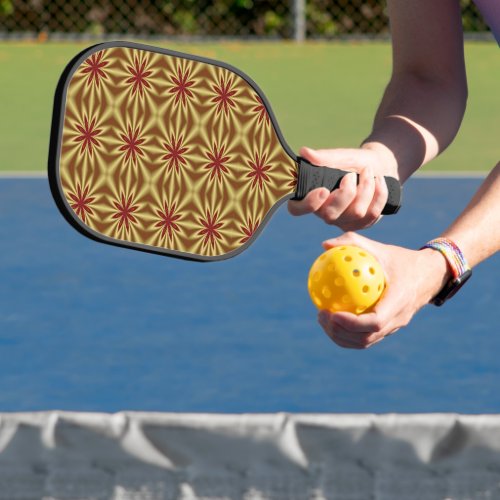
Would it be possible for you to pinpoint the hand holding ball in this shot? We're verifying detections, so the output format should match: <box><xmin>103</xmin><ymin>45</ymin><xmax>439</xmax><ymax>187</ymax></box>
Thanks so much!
<box><xmin>308</xmin><ymin>245</ymin><xmax>385</xmax><ymax>314</ymax></box>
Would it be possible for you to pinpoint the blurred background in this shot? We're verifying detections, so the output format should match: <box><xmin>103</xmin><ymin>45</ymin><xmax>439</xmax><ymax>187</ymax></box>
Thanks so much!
<box><xmin>0</xmin><ymin>0</ymin><xmax>492</xmax><ymax>40</ymax></box>
<box><xmin>0</xmin><ymin>1</ymin><xmax>497</xmax><ymax>176</ymax></box>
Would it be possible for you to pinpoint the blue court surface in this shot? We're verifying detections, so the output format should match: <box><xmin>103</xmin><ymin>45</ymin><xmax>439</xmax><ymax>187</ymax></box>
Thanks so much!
<box><xmin>0</xmin><ymin>176</ymin><xmax>498</xmax><ymax>413</ymax></box>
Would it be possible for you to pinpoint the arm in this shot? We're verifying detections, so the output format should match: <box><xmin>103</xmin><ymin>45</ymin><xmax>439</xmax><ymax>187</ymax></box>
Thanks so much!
<box><xmin>441</xmin><ymin>162</ymin><xmax>500</xmax><ymax>267</ymax></box>
<box><xmin>318</xmin><ymin>162</ymin><xmax>500</xmax><ymax>349</ymax></box>
<box><xmin>289</xmin><ymin>0</ymin><xmax>468</xmax><ymax>226</ymax></box>
<box><xmin>363</xmin><ymin>0</ymin><xmax>468</xmax><ymax>182</ymax></box>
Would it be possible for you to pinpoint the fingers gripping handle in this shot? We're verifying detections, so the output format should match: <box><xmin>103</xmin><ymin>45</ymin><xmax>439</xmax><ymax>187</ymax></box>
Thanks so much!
<box><xmin>379</xmin><ymin>176</ymin><xmax>402</xmax><ymax>215</ymax></box>
<box><xmin>293</xmin><ymin>157</ymin><xmax>402</xmax><ymax>215</ymax></box>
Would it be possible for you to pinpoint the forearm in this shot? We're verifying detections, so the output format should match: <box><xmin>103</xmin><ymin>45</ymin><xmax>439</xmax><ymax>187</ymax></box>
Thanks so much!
<box><xmin>418</xmin><ymin>162</ymin><xmax>500</xmax><ymax>303</ymax></box>
<box><xmin>441</xmin><ymin>162</ymin><xmax>500</xmax><ymax>267</ymax></box>
<box><xmin>361</xmin><ymin>0</ymin><xmax>467</xmax><ymax>183</ymax></box>
<box><xmin>362</xmin><ymin>72</ymin><xmax>467</xmax><ymax>183</ymax></box>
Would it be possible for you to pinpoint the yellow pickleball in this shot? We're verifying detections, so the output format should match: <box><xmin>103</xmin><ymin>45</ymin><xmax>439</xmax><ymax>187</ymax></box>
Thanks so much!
<box><xmin>308</xmin><ymin>245</ymin><xmax>385</xmax><ymax>314</ymax></box>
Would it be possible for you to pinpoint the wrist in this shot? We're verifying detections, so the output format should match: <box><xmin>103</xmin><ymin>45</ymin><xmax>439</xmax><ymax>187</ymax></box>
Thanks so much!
<box><xmin>360</xmin><ymin>141</ymin><xmax>399</xmax><ymax>178</ymax></box>
<box><xmin>417</xmin><ymin>248</ymin><xmax>453</xmax><ymax>303</ymax></box>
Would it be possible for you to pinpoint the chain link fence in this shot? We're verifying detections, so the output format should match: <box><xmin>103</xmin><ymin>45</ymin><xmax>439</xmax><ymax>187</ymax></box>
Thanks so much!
<box><xmin>0</xmin><ymin>0</ymin><xmax>491</xmax><ymax>40</ymax></box>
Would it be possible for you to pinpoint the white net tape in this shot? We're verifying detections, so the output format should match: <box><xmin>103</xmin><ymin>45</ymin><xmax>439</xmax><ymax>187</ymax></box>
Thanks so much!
<box><xmin>0</xmin><ymin>412</ymin><xmax>500</xmax><ymax>499</ymax></box>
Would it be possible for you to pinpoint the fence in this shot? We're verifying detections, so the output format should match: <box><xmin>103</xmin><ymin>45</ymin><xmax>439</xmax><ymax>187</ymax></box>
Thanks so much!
<box><xmin>0</xmin><ymin>0</ymin><xmax>492</xmax><ymax>40</ymax></box>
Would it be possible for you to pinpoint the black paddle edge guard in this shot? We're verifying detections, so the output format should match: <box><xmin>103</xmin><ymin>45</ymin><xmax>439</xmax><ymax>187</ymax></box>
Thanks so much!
<box><xmin>293</xmin><ymin>157</ymin><xmax>402</xmax><ymax>215</ymax></box>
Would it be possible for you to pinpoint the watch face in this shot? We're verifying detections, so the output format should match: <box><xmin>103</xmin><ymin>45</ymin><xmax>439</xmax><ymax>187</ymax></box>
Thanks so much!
<box><xmin>432</xmin><ymin>269</ymin><xmax>472</xmax><ymax>306</ymax></box>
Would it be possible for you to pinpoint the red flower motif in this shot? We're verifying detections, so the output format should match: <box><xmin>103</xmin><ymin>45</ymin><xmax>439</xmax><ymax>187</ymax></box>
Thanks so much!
<box><xmin>68</xmin><ymin>184</ymin><xmax>95</xmax><ymax>223</ymax></box>
<box><xmin>82</xmin><ymin>51</ymin><xmax>109</xmax><ymax>88</ymax></box>
<box><xmin>119</xmin><ymin>125</ymin><xmax>145</xmax><ymax>163</ymax></box>
<box><xmin>155</xmin><ymin>201</ymin><xmax>181</xmax><ymax>240</ymax></box>
<box><xmin>239</xmin><ymin>217</ymin><xmax>261</xmax><ymax>244</ymax></box>
<box><xmin>211</xmin><ymin>76</ymin><xmax>237</xmax><ymax>115</ymax></box>
<box><xmin>197</xmin><ymin>209</ymin><xmax>224</xmax><ymax>248</ymax></box>
<box><xmin>126</xmin><ymin>56</ymin><xmax>153</xmax><ymax>96</ymax></box>
<box><xmin>204</xmin><ymin>143</ymin><xmax>230</xmax><ymax>181</ymax></box>
<box><xmin>246</xmin><ymin>152</ymin><xmax>272</xmax><ymax>190</ymax></box>
<box><xmin>112</xmin><ymin>193</ymin><xmax>139</xmax><ymax>232</ymax></box>
<box><xmin>169</xmin><ymin>67</ymin><xmax>195</xmax><ymax>106</ymax></box>
<box><xmin>252</xmin><ymin>95</ymin><xmax>270</xmax><ymax>125</ymax></box>
<box><xmin>287</xmin><ymin>166</ymin><xmax>298</xmax><ymax>189</ymax></box>
<box><xmin>162</xmin><ymin>134</ymin><xmax>188</xmax><ymax>173</ymax></box>
<box><xmin>74</xmin><ymin>116</ymin><xmax>102</xmax><ymax>156</ymax></box>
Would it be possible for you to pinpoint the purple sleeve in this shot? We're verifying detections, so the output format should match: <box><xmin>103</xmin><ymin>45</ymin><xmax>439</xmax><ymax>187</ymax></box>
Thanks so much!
<box><xmin>473</xmin><ymin>0</ymin><xmax>500</xmax><ymax>45</ymax></box>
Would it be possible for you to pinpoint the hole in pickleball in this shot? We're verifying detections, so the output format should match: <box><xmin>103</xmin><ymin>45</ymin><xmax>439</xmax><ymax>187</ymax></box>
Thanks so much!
<box><xmin>362</xmin><ymin>285</ymin><xmax>369</xmax><ymax>293</ymax></box>
<box><xmin>342</xmin><ymin>295</ymin><xmax>351</xmax><ymax>304</ymax></box>
<box><xmin>344</xmin><ymin>256</ymin><xmax>352</xmax><ymax>262</ymax></box>
<box><xmin>333</xmin><ymin>303</ymin><xmax>342</xmax><ymax>311</ymax></box>
<box><xmin>352</xmin><ymin>269</ymin><xmax>360</xmax><ymax>277</ymax></box>
<box><xmin>313</xmin><ymin>294</ymin><xmax>323</xmax><ymax>307</ymax></box>
<box><xmin>313</xmin><ymin>271</ymin><xmax>321</xmax><ymax>282</ymax></box>
<box><xmin>356</xmin><ymin>306</ymin><xmax>365</xmax><ymax>314</ymax></box>
<box><xmin>334</xmin><ymin>277</ymin><xmax>344</xmax><ymax>287</ymax></box>
<box><xmin>378</xmin><ymin>284</ymin><xmax>382</xmax><ymax>291</ymax></box>
<box><xmin>322</xmin><ymin>286</ymin><xmax>332</xmax><ymax>299</ymax></box>
<box><xmin>359</xmin><ymin>251</ymin><xmax>366</xmax><ymax>257</ymax></box>
<box><xmin>369</xmin><ymin>267</ymin><xmax>376</xmax><ymax>275</ymax></box>
<box><xmin>327</xmin><ymin>264</ymin><xmax>335</xmax><ymax>272</ymax></box>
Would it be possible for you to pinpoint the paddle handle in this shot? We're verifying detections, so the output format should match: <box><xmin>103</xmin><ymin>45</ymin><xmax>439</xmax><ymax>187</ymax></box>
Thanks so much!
<box><xmin>293</xmin><ymin>157</ymin><xmax>402</xmax><ymax>215</ymax></box>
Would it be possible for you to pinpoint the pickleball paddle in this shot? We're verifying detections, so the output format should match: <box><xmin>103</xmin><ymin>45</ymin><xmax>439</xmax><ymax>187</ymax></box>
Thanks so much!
<box><xmin>48</xmin><ymin>41</ymin><xmax>401</xmax><ymax>261</ymax></box>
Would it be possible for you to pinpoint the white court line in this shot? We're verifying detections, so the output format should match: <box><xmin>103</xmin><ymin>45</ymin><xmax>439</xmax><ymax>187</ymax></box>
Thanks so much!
<box><xmin>0</xmin><ymin>171</ymin><xmax>47</xmax><ymax>178</ymax></box>
<box><xmin>0</xmin><ymin>170</ymin><xmax>489</xmax><ymax>179</ymax></box>
<box><xmin>414</xmin><ymin>170</ymin><xmax>487</xmax><ymax>178</ymax></box>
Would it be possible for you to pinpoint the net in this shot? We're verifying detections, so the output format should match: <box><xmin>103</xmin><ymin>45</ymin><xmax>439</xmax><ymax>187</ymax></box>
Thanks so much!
<box><xmin>1</xmin><ymin>412</ymin><xmax>500</xmax><ymax>499</ymax></box>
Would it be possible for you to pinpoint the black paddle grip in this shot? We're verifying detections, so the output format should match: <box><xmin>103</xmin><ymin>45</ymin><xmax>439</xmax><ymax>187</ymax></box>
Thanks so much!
<box><xmin>293</xmin><ymin>157</ymin><xmax>402</xmax><ymax>215</ymax></box>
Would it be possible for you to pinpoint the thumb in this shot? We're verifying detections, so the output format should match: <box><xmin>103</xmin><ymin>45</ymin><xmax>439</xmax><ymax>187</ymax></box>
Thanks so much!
<box><xmin>322</xmin><ymin>231</ymin><xmax>369</xmax><ymax>250</ymax></box>
<box><xmin>299</xmin><ymin>146</ymin><xmax>365</xmax><ymax>170</ymax></box>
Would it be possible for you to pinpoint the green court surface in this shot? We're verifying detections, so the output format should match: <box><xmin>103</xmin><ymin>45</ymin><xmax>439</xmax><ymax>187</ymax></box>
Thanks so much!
<box><xmin>0</xmin><ymin>41</ymin><xmax>497</xmax><ymax>173</ymax></box>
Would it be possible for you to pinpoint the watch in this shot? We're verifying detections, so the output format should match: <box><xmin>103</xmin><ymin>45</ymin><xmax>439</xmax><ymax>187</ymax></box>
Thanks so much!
<box><xmin>421</xmin><ymin>238</ymin><xmax>472</xmax><ymax>306</ymax></box>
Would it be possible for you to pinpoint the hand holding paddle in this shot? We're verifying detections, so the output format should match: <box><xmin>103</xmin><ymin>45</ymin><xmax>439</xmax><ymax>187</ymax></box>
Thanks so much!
<box><xmin>49</xmin><ymin>42</ymin><xmax>402</xmax><ymax>261</ymax></box>
<box><xmin>289</xmin><ymin>146</ymin><xmax>400</xmax><ymax>231</ymax></box>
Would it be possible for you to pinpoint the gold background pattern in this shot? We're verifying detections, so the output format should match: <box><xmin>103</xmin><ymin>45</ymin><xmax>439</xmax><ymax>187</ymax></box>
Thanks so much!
<box><xmin>59</xmin><ymin>46</ymin><xmax>298</xmax><ymax>258</ymax></box>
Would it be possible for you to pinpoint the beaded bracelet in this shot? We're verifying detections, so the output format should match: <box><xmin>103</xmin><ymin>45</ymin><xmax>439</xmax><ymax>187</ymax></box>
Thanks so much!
<box><xmin>421</xmin><ymin>238</ymin><xmax>470</xmax><ymax>278</ymax></box>
<box><xmin>420</xmin><ymin>237</ymin><xmax>472</xmax><ymax>306</ymax></box>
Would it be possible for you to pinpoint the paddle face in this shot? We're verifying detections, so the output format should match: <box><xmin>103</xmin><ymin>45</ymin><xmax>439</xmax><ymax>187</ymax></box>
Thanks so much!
<box><xmin>49</xmin><ymin>41</ymin><xmax>298</xmax><ymax>261</ymax></box>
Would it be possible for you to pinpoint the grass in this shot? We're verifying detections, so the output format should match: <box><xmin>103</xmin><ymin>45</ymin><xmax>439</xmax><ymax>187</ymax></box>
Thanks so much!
<box><xmin>0</xmin><ymin>40</ymin><xmax>497</xmax><ymax>172</ymax></box>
